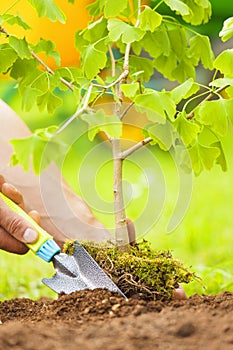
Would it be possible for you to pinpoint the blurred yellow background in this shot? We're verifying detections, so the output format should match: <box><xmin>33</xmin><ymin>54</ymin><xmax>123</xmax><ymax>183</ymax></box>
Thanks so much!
<box><xmin>0</xmin><ymin>0</ymin><xmax>92</xmax><ymax>67</ymax></box>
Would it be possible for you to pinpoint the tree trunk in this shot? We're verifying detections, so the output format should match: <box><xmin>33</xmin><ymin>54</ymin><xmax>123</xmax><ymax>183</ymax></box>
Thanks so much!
<box><xmin>112</xmin><ymin>138</ymin><xmax>129</xmax><ymax>251</ymax></box>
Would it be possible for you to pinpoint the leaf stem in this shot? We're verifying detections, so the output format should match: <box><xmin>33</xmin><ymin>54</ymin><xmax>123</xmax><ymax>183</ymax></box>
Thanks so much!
<box><xmin>3</xmin><ymin>0</ymin><xmax>21</xmax><ymax>15</ymax></box>
<box><xmin>55</xmin><ymin>84</ymin><xmax>93</xmax><ymax>135</ymax></box>
<box><xmin>152</xmin><ymin>0</ymin><xmax>164</xmax><ymax>11</ymax></box>
<box><xmin>186</xmin><ymin>84</ymin><xmax>230</xmax><ymax>119</ymax></box>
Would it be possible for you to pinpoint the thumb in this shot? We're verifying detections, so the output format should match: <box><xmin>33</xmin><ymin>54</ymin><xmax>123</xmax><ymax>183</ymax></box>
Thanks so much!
<box><xmin>0</xmin><ymin>199</ymin><xmax>38</xmax><ymax>244</ymax></box>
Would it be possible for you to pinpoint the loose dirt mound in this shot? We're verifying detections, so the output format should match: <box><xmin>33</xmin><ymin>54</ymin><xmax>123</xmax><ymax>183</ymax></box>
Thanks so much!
<box><xmin>0</xmin><ymin>290</ymin><xmax>233</xmax><ymax>349</ymax></box>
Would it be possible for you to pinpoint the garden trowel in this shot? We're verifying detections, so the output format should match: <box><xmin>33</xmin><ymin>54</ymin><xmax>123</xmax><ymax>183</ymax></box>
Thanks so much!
<box><xmin>0</xmin><ymin>192</ymin><xmax>126</xmax><ymax>297</ymax></box>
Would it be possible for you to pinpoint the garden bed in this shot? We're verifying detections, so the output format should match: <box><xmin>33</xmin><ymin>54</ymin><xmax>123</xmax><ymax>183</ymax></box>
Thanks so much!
<box><xmin>0</xmin><ymin>289</ymin><xmax>233</xmax><ymax>349</ymax></box>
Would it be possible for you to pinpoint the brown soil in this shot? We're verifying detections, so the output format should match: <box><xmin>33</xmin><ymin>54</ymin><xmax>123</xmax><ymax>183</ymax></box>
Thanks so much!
<box><xmin>0</xmin><ymin>290</ymin><xmax>233</xmax><ymax>350</ymax></box>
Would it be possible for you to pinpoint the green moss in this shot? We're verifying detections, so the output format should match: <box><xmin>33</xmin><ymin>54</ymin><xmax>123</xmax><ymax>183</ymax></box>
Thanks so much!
<box><xmin>63</xmin><ymin>239</ymin><xmax>196</xmax><ymax>300</ymax></box>
<box><xmin>63</xmin><ymin>239</ymin><xmax>76</xmax><ymax>255</ymax></box>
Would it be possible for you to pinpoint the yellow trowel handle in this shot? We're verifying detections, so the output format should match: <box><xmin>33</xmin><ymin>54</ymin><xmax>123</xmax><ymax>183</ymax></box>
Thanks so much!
<box><xmin>0</xmin><ymin>192</ymin><xmax>60</xmax><ymax>262</ymax></box>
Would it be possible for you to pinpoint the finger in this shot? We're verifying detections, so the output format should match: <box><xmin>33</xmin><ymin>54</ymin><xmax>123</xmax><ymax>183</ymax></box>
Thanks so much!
<box><xmin>0</xmin><ymin>175</ymin><xmax>5</xmax><ymax>190</ymax></box>
<box><xmin>0</xmin><ymin>197</ymin><xmax>38</xmax><ymax>244</ymax></box>
<box><xmin>1</xmin><ymin>182</ymin><xmax>25</xmax><ymax>209</ymax></box>
<box><xmin>126</xmin><ymin>218</ymin><xmax>136</xmax><ymax>245</ymax></box>
<box><xmin>28</xmin><ymin>210</ymin><xmax>41</xmax><ymax>225</ymax></box>
<box><xmin>0</xmin><ymin>226</ymin><xmax>28</xmax><ymax>254</ymax></box>
<box><xmin>173</xmin><ymin>285</ymin><xmax>188</xmax><ymax>300</ymax></box>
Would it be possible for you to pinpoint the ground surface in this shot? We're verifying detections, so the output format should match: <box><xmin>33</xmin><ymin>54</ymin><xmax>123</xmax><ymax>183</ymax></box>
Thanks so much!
<box><xmin>0</xmin><ymin>289</ymin><xmax>232</xmax><ymax>350</ymax></box>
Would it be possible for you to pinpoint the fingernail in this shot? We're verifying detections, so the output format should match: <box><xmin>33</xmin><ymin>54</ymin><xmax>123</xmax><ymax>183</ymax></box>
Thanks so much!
<box><xmin>23</xmin><ymin>228</ymin><xmax>38</xmax><ymax>243</ymax></box>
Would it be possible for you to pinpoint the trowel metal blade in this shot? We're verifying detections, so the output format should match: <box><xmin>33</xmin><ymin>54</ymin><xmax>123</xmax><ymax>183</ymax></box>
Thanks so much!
<box><xmin>42</xmin><ymin>242</ymin><xmax>126</xmax><ymax>298</ymax></box>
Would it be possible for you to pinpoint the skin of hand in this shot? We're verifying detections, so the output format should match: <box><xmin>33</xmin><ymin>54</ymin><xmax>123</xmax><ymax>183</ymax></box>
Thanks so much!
<box><xmin>0</xmin><ymin>175</ymin><xmax>40</xmax><ymax>255</ymax></box>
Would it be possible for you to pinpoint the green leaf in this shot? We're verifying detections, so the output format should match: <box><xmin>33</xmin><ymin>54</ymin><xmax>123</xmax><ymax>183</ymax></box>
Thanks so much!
<box><xmin>54</xmin><ymin>67</ymin><xmax>87</xmax><ymax>90</ymax></box>
<box><xmin>108</xmin><ymin>19</ymin><xmax>145</xmax><ymax>44</ymax></box>
<box><xmin>214</xmin><ymin>49</ymin><xmax>233</xmax><ymax>78</ymax></box>
<box><xmin>174</xmin><ymin>112</ymin><xmax>201</xmax><ymax>146</ymax></box>
<box><xmin>31</xmin><ymin>72</ymin><xmax>49</xmax><ymax>91</ymax></box>
<box><xmin>219</xmin><ymin>17</ymin><xmax>233</xmax><ymax>42</ymax></box>
<box><xmin>32</xmin><ymin>38</ymin><xmax>60</xmax><ymax>66</ymax></box>
<box><xmin>189</xmin><ymin>142</ymin><xmax>220</xmax><ymax>175</ymax></box>
<box><xmin>211</xmin><ymin>141</ymin><xmax>227</xmax><ymax>172</ymax></box>
<box><xmin>8</xmin><ymin>36</ymin><xmax>31</xmax><ymax>59</ymax></box>
<box><xmin>153</xmin><ymin>54</ymin><xmax>177</xmax><ymax>80</ymax></box>
<box><xmin>129</xmin><ymin>56</ymin><xmax>154</xmax><ymax>82</ymax></box>
<box><xmin>142</xmin><ymin>27</ymin><xmax>170</xmax><ymax>58</ymax></box>
<box><xmin>175</xmin><ymin>145</ymin><xmax>192</xmax><ymax>173</ymax></box>
<box><xmin>209</xmin><ymin>78</ymin><xmax>233</xmax><ymax>89</ymax></box>
<box><xmin>164</xmin><ymin>0</ymin><xmax>190</xmax><ymax>16</ymax></box>
<box><xmin>21</xmin><ymin>86</ymin><xmax>41</xmax><ymax>111</ymax></box>
<box><xmin>171</xmin><ymin>58</ymin><xmax>196</xmax><ymax>82</ymax></box>
<box><xmin>134</xmin><ymin>90</ymin><xmax>176</xmax><ymax>123</ymax></box>
<box><xmin>83</xmin><ymin>17</ymin><xmax>108</xmax><ymax>43</ymax></box>
<box><xmin>149</xmin><ymin>26</ymin><xmax>201</xmax><ymax>82</ymax></box>
<box><xmin>10</xmin><ymin>127</ymin><xmax>66</xmax><ymax>174</ymax></box>
<box><xmin>37</xmin><ymin>90</ymin><xmax>62</xmax><ymax>114</ymax></box>
<box><xmin>181</xmin><ymin>0</ymin><xmax>212</xmax><ymax>25</ymax></box>
<box><xmin>10</xmin><ymin>137</ymin><xmax>33</xmax><ymax>172</ymax></box>
<box><xmin>104</xmin><ymin>0</ymin><xmax>128</xmax><ymax>17</ymax></box>
<box><xmin>81</xmin><ymin>39</ymin><xmax>107</xmax><ymax>79</ymax></box>
<box><xmin>80</xmin><ymin>109</ymin><xmax>122</xmax><ymax>141</ymax></box>
<box><xmin>10</xmin><ymin>58</ymin><xmax>38</xmax><ymax>79</ymax></box>
<box><xmin>121</xmin><ymin>83</ymin><xmax>139</xmax><ymax>98</ymax></box>
<box><xmin>195</xmin><ymin>99</ymin><xmax>233</xmax><ymax>136</ymax></box>
<box><xmin>198</xmin><ymin>143</ymin><xmax>220</xmax><ymax>171</ymax></box>
<box><xmin>75</xmin><ymin>30</ymin><xmax>89</xmax><ymax>52</ymax></box>
<box><xmin>167</xmin><ymin>27</ymin><xmax>187</xmax><ymax>58</ymax></box>
<box><xmin>0</xmin><ymin>44</ymin><xmax>18</xmax><ymax>73</ymax></box>
<box><xmin>143</xmin><ymin>121</ymin><xmax>174</xmax><ymax>151</ymax></box>
<box><xmin>139</xmin><ymin>6</ymin><xmax>162</xmax><ymax>32</ymax></box>
<box><xmin>86</xmin><ymin>0</ymin><xmax>105</xmax><ymax>16</ymax></box>
<box><xmin>18</xmin><ymin>67</ymin><xmax>42</xmax><ymax>90</ymax></box>
<box><xmin>27</xmin><ymin>0</ymin><xmax>66</xmax><ymax>23</ymax></box>
<box><xmin>1</xmin><ymin>14</ymin><xmax>31</xmax><ymax>29</ymax></box>
<box><xmin>189</xmin><ymin>35</ymin><xmax>214</xmax><ymax>69</ymax></box>
<box><xmin>170</xmin><ymin>78</ymin><xmax>200</xmax><ymax>103</ymax></box>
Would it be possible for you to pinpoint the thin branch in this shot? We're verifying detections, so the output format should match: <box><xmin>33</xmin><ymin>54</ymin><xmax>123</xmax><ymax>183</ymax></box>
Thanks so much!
<box><xmin>123</xmin><ymin>43</ymin><xmax>131</xmax><ymax>72</ymax></box>
<box><xmin>120</xmin><ymin>102</ymin><xmax>134</xmax><ymax>120</ymax></box>
<box><xmin>186</xmin><ymin>84</ymin><xmax>230</xmax><ymax>120</ymax></box>
<box><xmin>121</xmin><ymin>137</ymin><xmax>153</xmax><ymax>159</ymax></box>
<box><xmin>92</xmin><ymin>70</ymin><xmax>130</xmax><ymax>90</ymax></box>
<box><xmin>55</xmin><ymin>84</ymin><xmax>93</xmax><ymax>135</ymax></box>
<box><xmin>0</xmin><ymin>26</ymin><xmax>9</xmax><ymax>36</ymax></box>
<box><xmin>30</xmin><ymin>50</ymin><xmax>74</xmax><ymax>91</ymax></box>
<box><xmin>108</xmin><ymin>44</ymin><xmax>116</xmax><ymax>77</ymax></box>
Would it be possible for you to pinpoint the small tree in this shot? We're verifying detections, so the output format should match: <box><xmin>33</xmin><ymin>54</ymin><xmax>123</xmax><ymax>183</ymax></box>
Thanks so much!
<box><xmin>1</xmin><ymin>0</ymin><xmax>233</xmax><ymax>250</ymax></box>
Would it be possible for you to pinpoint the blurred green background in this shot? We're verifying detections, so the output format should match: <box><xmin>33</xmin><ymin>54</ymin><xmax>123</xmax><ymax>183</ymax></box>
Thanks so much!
<box><xmin>0</xmin><ymin>0</ymin><xmax>233</xmax><ymax>300</ymax></box>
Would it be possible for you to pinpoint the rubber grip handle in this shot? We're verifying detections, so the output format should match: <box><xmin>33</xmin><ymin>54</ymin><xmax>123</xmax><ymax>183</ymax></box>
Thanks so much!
<box><xmin>0</xmin><ymin>192</ymin><xmax>55</xmax><ymax>255</ymax></box>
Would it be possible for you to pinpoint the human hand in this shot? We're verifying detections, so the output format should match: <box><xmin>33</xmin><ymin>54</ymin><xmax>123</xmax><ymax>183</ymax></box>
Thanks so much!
<box><xmin>0</xmin><ymin>175</ymin><xmax>40</xmax><ymax>254</ymax></box>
